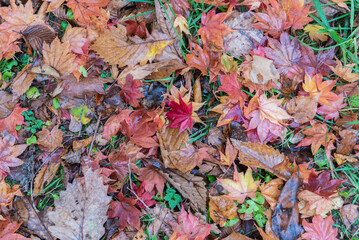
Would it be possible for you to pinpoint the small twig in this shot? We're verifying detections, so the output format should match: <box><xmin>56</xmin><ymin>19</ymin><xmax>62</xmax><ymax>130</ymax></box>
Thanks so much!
<box><xmin>88</xmin><ymin>113</ymin><xmax>102</xmax><ymax>157</ymax></box>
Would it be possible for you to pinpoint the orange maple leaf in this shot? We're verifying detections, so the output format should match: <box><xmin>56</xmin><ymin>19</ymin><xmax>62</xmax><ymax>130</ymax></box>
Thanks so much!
<box><xmin>198</xmin><ymin>9</ymin><xmax>234</xmax><ymax>51</ymax></box>
<box><xmin>219</xmin><ymin>166</ymin><xmax>260</xmax><ymax>203</ymax></box>
<box><xmin>0</xmin><ymin>104</ymin><xmax>27</xmax><ymax>139</ymax></box>
<box><xmin>303</xmin><ymin>73</ymin><xmax>342</xmax><ymax>106</ymax></box>
<box><xmin>66</xmin><ymin>0</ymin><xmax>110</xmax><ymax>25</ymax></box>
<box><xmin>329</xmin><ymin>59</ymin><xmax>359</xmax><ymax>83</ymax></box>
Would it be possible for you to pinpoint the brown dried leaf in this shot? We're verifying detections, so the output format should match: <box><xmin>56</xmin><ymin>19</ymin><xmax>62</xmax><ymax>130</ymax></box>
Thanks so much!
<box><xmin>21</xmin><ymin>24</ymin><xmax>56</xmax><ymax>55</ymax></box>
<box><xmin>340</xmin><ymin>204</ymin><xmax>359</xmax><ymax>229</ymax></box>
<box><xmin>224</xmin><ymin>12</ymin><xmax>263</xmax><ymax>58</ymax></box>
<box><xmin>286</xmin><ymin>96</ymin><xmax>318</xmax><ymax>124</ymax></box>
<box><xmin>42</xmin><ymin>37</ymin><xmax>77</xmax><ymax>77</ymax></box>
<box><xmin>223</xmin><ymin>232</ymin><xmax>253</xmax><ymax>240</ymax></box>
<box><xmin>337</xmin><ymin>129</ymin><xmax>356</xmax><ymax>155</ymax></box>
<box><xmin>36</xmin><ymin>125</ymin><xmax>63</xmax><ymax>152</ymax></box>
<box><xmin>259</xmin><ymin>178</ymin><xmax>284</xmax><ymax>210</ymax></box>
<box><xmin>334</xmin><ymin>153</ymin><xmax>358</xmax><ymax>165</ymax></box>
<box><xmin>209</xmin><ymin>196</ymin><xmax>237</xmax><ymax>227</ymax></box>
<box><xmin>47</xmin><ymin>168</ymin><xmax>111</xmax><ymax>240</ymax></box>
<box><xmin>231</xmin><ymin>139</ymin><xmax>292</xmax><ymax>180</ymax></box>
<box><xmin>0</xmin><ymin>91</ymin><xmax>17</xmax><ymax>119</ymax></box>
<box><xmin>33</xmin><ymin>162</ymin><xmax>61</xmax><ymax>196</ymax></box>
<box><xmin>271</xmin><ymin>172</ymin><xmax>303</xmax><ymax>240</ymax></box>
<box><xmin>11</xmin><ymin>64</ymin><xmax>37</xmax><ymax>96</ymax></box>
<box><xmin>90</xmin><ymin>25</ymin><xmax>173</xmax><ymax>68</ymax></box>
<box><xmin>73</xmin><ymin>136</ymin><xmax>93</xmax><ymax>151</ymax></box>
<box><xmin>0</xmin><ymin>178</ymin><xmax>22</xmax><ymax>207</ymax></box>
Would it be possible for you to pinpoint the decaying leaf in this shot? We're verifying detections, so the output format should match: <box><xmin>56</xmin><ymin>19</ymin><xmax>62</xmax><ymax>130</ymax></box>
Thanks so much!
<box><xmin>286</xmin><ymin>95</ymin><xmax>318</xmax><ymax>124</ymax></box>
<box><xmin>340</xmin><ymin>204</ymin><xmax>359</xmax><ymax>229</ymax></box>
<box><xmin>301</xmin><ymin>215</ymin><xmax>338</xmax><ymax>240</ymax></box>
<box><xmin>47</xmin><ymin>168</ymin><xmax>111</xmax><ymax>240</ymax></box>
<box><xmin>0</xmin><ymin>134</ymin><xmax>26</xmax><ymax>177</ymax></box>
<box><xmin>249</xmin><ymin>55</ymin><xmax>279</xmax><ymax>85</ymax></box>
<box><xmin>0</xmin><ymin>178</ymin><xmax>22</xmax><ymax>207</ymax></box>
<box><xmin>259</xmin><ymin>178</ymin><xmax>284</xmax><ymax>210</ymax></box>
<box><xmin>36</xmin><ymin>125</ymin><xmax>63</xmax><ymax>152</ymax></box>
<box><xmin>33</xmin><ymin>162</ymin><xmax>61</xmax><ymax>196</ymax></box>
<box><xmin>0</xmin><ymin>91</ymin><xmax>17</xmax><ymax>119</ymax></box>
<box><xmin>231</xmin><ymin>139</ymin><xmax>292</xmax><ymax>180</ymax></box>
<box><xmin>272</xmin><ymin>172</ymin><xmax>303</xmax><ymax>240</ymax></box>
<box><xmin>209</xmin><ymin>196</ymin><xmax>237</xmax><ymax>227</ymax></box>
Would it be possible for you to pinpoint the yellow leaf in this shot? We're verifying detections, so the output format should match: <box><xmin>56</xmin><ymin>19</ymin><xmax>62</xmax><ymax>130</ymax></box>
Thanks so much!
<box><xmin>304</xmin><ymin>24</ymin><xmax>329</xmax><ymax>42</ymax></box>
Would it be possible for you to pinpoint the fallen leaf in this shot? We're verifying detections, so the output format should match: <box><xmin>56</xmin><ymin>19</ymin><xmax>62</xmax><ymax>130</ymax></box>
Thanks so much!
<box><xmin>119</xmin><ymin>74</ymin><xmax>144</xmax><ymax>108</ymax></box>
<box><xmin>174</xmin><ymin>15</ymin><xmax>190</xmax><ymax>35</ymax></box>
<box><xmin>337</xmin><ymin>129</ymin><xmax>356</xmax><ymax>155</ymax></box>
<box><xmin>132</xmin><ymin>182</ymin><xmax>157</xmax><ymax>209</ymax></box>
<box><xmin>138</xmin><ymin>166</ymin><xmax>167</xmax><ymax>196</ymax></box>
<box><xmin>73</xmin><ymin>136</ymin><xmax>93</xmax><ymax>151</ymax></box>
<box><xmin>231</xmin><ymin>139</ymin><xmax>293</xmax><ymax>180</ymax></box>
<box><xmin>286</xmin><ymin>96</ymin><xmax>318</xmax><ymax>124</ymax></box>
<box><xmin>219</xmin><ymin>138</ymin><xmax>238</xmax><ymax>166</ymax></box>
<box><xmin>47</xmin><ymin>168</ymin><xmax>111</xmax><ymax>240</ymax></box>
<box><xmin>108</xmin><ymin>192</ymin><xmax>141</xmax><ymax>230</ymax></box>
<box><xmin>0</xmin><ymin>134</ymin><xmax>26</xmax><ymax>177</ymax></box>
<box><xmin>0</xmin><ymin>91</ymin><xmax>17</xmax><ymax>119</ymax></box>
<box><xmin>219</xmin><ymin>167</ymin><xmax>260</xmax><ymax>203</ymax></box>
<box><xmin>0</xmin><ymin>104</ymin><xmax>27</xmax><ymax>139</ymax></box>
<box><xmin>0</xmin><ymin>178</ymin><xmax>22</xmax><ymax>207</ymax></box>
<box><xmin>33</xmin><ymin>162</ymin><xmax>61</xmax><ymax>196</ymax></box>
<box><xmin>61</xmin><ymin>25</ymin><xmax>88</xmax><ymax>55</ymax></box>
<box><xmin>223</xmin><ymin>11</ymin><xmax>263</xmax><ymax>57</ymax></box>
<box><xmin>303</xmin><ymin>172</ymin><xmax>344</xmax><ymax>198</ymax></box>
<box><xmin>21</xmin><ymin>24</ymin><xmax>57</xmax><ymax>55</ymax></box>
<box><xmin>249</xmin><ymin>55</ymin><xmax>279</xmax><ymax>85</ymax></box>
<box><xmin>317</xmin><ymin>97</ymin><xmax>346</xmax><ymax>121</ymax></box>
<box><xmin>301</xmin><ymin>215</ymin><xmax>338</xmax><ymax>240</ymax></box>
<box><xmin>209</xmin><ymin>196</ymin><xmax>237</xmax><ymax>227</ymax></box>
<box><xmin>304</xmin><ymin>24</ymin><xmax>329</xmax><ymax>42</ymax></box>
<box><xmin>271</xmin><ymin>171</ymin><xmax>303</xmax><ymax>240</ymax></box>
<box><xmin>299</xmin><ymin>46</ymin><xmax>335</xmax><ymax>77</ymax></box>
<box><xmin>11</xmin><ymin>64</ymin><xmax>37</xmax><ymax>96</ymax></box>
<box><xmin>259</xmin><ymin>178</ymin><xmax>284</xmax><ymax>210</ymax></box>
<box><xmin>0</xmin><ymin>219</ymin><xmax>30</xmax><ymax>240</ymax></box>
<box><xmin>340</xmin><ymin>204</ymin><xmax>359</xmax><ymax>229</ymax></box>
<box><xmin>36</xmin><ymin>125</ymin><xmax>63</xmax><ymax>152</ymax></box>
<box><xmin>166</xmin><ymin>95</ymin><xmax>194</xmax><ymax>133</ymax></box>
<box><xmin>334</xmin><ymin>153</ymin><xmax>358</xmax><ymax>165</ymax></box>
<box><xmin>66</xmin><ymin>0</ymin><xmax>110</xmax><ymax>25</ymax></box>
<box><xmin>329</xmin><ymin>59</ymin><xmax>359</xmax><ymax>83</ymax></box>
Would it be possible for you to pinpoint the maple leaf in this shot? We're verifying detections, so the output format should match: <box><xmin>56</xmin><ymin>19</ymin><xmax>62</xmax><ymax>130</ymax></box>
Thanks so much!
<box><xmin>108</xmin><ymin>146</ymin><xmax>140</xmax><ymax>182</ymax></box>
<box><xmin>296</xmin><ymin>123</ymin><xmax>337</xmax><ymax>158</ymax></box>
<box><xmin>170</xmin><ymin>206</ymin><xmax>211</xmax><ymax>240</ymax></box>
<box><xmin>302</xmin><ymin>215</ymin><xmax>338</xmax><ymax>240</ymax></box>
<box><xmin>66</xmin><ymin>0</ymin><xmax>110</xmax><ymax>25</ymax></box>
<box><xmin>169</xmin><ymin>0</ymin><xmax>190</xmax><ymax>18</ymax></box>
<box><xmin>108</xmin><ymin>192</ymin><xmax>141</xmax><ymax>230</ymax></box>
<box><xmin>240</xmin><ymin>0</ymin><xmax>268</xmax><ymax>10</ymax></box>
<box><xmin>36</xmin><ymin>125</ymin><xmax>63</xmax><ymax>152</ymax></box>
<box><xmin>264</xmin><ymin>33</ymin><xmax>302</xmax><ymax>79</ymax></box>
<box><xmin>329</xmin><ymin>59</ymin><xmax>359</xmax><ymax>83</ymax></box>
<box><xmin>299</xmin><ymin>46</ymin><xmax>336</xmax><ymax>77</ymax></box>
<box><xmin>303</xmin><ymin>172</ymin><xmax>344</xmax><ymax>198</ymax></box>
<box><xmin>0</xmin><ymin>178</ymin><xmax>22</xmax><ymax>207</ymax></box>
<box><xmin>103</xmin><ymin>110</ymin><xmax>133</xmax><ymax>140</ymax></box>
<box><xmin>219</xmin><ymin>167</ymin><xmax>260</xmax><ymax>203</ymax></box>
<box><xmin>259</xmin><ymin>178</ymin><xmax>284</xmax><ymax>210</ymax></box>
<box><xmin>185</xmin><ymin>42</ymin><xmax>222</xmax><ymax>81</ymax></box>
<box><xmin>198</xmin><ymin>9</ymin><xmax>233</xmax><ymax>51</ymax></box>
<box><xmin>125</xmin><ymin>20</ymin><xmax>149</xmax><ymax>38</ymax></box>
<box><xmin>219</xmin><ymin>138</ymin><xmax>238</xmax><ymax>166</ymax></box>
<box><xmin>138</xmin><ymin>166</ymin><xmax>166</xmax><ymax>196</ymax></box>
<box><xmin>166</xmin><ymin>95</ymin><xmax>194</xmax><ymax>133</ymax></box>
<box><xmin>132</xmin><ymin>182</ymin><xmax>156</xmax><ymax>209</ymax></box>
<box><xmin>303</xmin><ymin>73</ymin><xmax>341</xmax><ymax>106</ymax></box>
<box><xmin>317</xmin><ymin>97</ymin><xmax>346</xmax><ymax>121</ymax></box>
<box><xmin>246</xmin><ymin>94</ymin><xmax>291</xmax><ymax>143</ymax></box>
<box><xmin>61</xmin><ymin>25</ymin><xmax>89</xmax><ymax>55</ymax></box>
<box><xmin>282</xmin><ymin>0</ymin><xmax>313</xmax><ymax>30</ymax></box>
<box><xmin>0</xmin><ymin>219</ymin><xmax>29</xmax><ymax>240</ymax></box>
<box><xmin>0</xmin><ymin>104</ymin><xmax>27</xmax><ymax>139</ymax></box>
<box><xmin>304</xmin><ymin>24</ymin><xmax>329</xmax><ymax>42</ymax></box>
<box><xmin>209</xmin><ymin>196</ymin><xmax>237</xmax><ymax>227</ymax></box>
<box><xmin>119</xmin><ymin>74</ymin><xmax>144</xmax><ymax>108</ymax></box>
<box><xmin>218</xmin><ymin>72</ymin><xmax>247</xmax><ymax>108</ymax></box>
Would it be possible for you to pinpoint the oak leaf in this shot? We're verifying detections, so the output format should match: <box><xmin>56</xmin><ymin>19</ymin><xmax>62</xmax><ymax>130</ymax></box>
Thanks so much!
<box><xmin>108</xmin><ymin>192</ymin><xmax>141</xmax><ymax>230</ymax></box>
<box><xmin>91</xmin><ymin>25</ymin><xmax>173</xmax><ymax>68</ymax></box>
<box><xmin>264</xmin><ymin>33</ymin><xmax>302</xmax><ymax>79</ymax></box>
<box><xmin>0</xmin><ymin>220</ymin><xmax>30</xmax><ymax>240</ymax></box>
<box><xmin>329</xmin><ymin>59</ymin><xmax>359</xmax><ymax>83</ymax></box>
<box><xmin>0</xmin><ymin>104</ymin><xmax>27</xmax><ymax>139</ymax></box>
<box><xmin>209</xmin><ymin>196</ymin><xmax>237</xmax><ymax>227</ymax></box>
<box><xmin>302</xmin><ymin>215</ymin><xmax>338</xmax><ymax>240</ymax></box>
<box><xmin>138</xmin><ymin>166</ymin><xmax>166</xmax><ymax>196</ymax></box>
<box><xmin>66</xmin><ymin>0</ymin><xmax>110</xmax><ymax>25</ymax></box>
<box><xmin>198</xmin><ymin>9</ymin><xmax>233</xmax><ymax>51</ymax></box>
<box><xmin>119</xmin><ymin>74</ymin><xmax>144</xmax><ymax>108</ymax></box>
<box><xmin>42</xmin><ymin>38</ymin><xmax>77</xmax><ymax>77</ymax></box>
<box><xmin>170</xmin><ymin>206</ymin><xmax>211</xmax><ymax>240</ymax></box>
<box><xmin>219</xmin><ymin>167</ymin><xmax>260</xmax><ymax>203</ymax></box>
<box><xmin>166</xmin><ymin>95</ymin><xmax>194</xmax><ymax>133</ymax></box>
<box><xmin>36</xmin><ymin>125</ymin><xmax>63</xmax><ymax>152</ymax></box>
<box><xmin>47</xmin><ymin>168</ymin><xmax>112</xmax><ymax>240</ymax></box>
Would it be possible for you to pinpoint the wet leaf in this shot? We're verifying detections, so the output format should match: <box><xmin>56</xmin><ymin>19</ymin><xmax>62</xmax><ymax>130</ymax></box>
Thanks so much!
<box><xmin>36</xmin><ymin>125</ymin><xmax>63</xmax><ymax>152</ymax></box>
<box><xmin>209</xmin><ymin>196</ymin><xmax>237</xmax><ymax>227</ymax></box>
<box><xmin>0</xmin><ymin>135</ymin><xmax>26</xmax><ymax>177</ymax></box>
<box><xmin>301</xmin><ymin>215</ymin><xmax>338</xmax><ymax>240</ymax></box>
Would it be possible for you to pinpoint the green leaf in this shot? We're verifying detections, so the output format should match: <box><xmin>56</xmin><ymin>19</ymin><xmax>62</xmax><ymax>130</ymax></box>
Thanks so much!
<box><xmin>26</xmin><ymin>87</ymin><xmax>41</xmax><ymax>99</ymax></box>
<box><xmin>53</xmin><ymin>98</ymin><xmax>60</xmax><ymax>109</ymax></box>
<box><xmin>224</xmin><ymin>218</ymin><xmax>239</xmax><ymax>228</ymax></box>
<box><xmin>70</xmin><ymin>105</ymin><xmax>91</xmax><ymax>124</ymax></box>
<box><xmin>253</xmin><ymin>192</ymin><xmax>265</xmax><ymax>205</ymax></box>
<box><xmin>79</xmin><ymin>65</ymin><xmax>88</xmax><ymax>77</ymax></box>
<box><xmin>26</xmin><ymin>135</ymin><xmax>37</xmax><ymax>145</ymax></box>
<box><xmin>67</xmin><ymin>8</ymin><xmax>74</xmax><ymax>20</ymax></box>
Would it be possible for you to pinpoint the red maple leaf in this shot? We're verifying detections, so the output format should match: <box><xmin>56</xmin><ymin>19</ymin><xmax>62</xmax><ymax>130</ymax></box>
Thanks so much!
<box><xmin>119</xmin><ymin>74</ymin><xmax>144</xmax><ymax>108</ymax></box>
<box><xmin>218</xmin><ymin>72</ymin><xmax>247</xmax><ymax>108</ymax></box>
<box><xmin>0</xmin><ymin>219</ymin><xmax>29</xmax><ymax>240</ymax></box>
<box><xmin>132</xmin><ymin>182</ymin><xmax>156</xmax><ymax>209</ymax></box>
<box><xmin>108</xmin><ymin>146</ymin><xmax>140</xmax><ymax>182</ymax></box>
<box><xmin>302</xmin><ymin>215</ymin><xmax>338</xmax><ymax>240</ymax></box>
<box><xmin>108</xmin><ymin>192</ymin><xmax>141</xmax><ymax>230</ymax></box>
<box><xmin>317</xmin><ymin>97</ymin><xmax>346</xmax><ymax>121</ymax></box>
<box><xmin>138</xmin><ymin>165</ymin><xmax>167</xmax><ymax>196</ymax></box>
<box><xmin>264</xmin><ymin>32</ymin><xmax>302</xmax><ymax>79</ymax></box>
<box><xmin>299</xmin><ymin>45</ymin><xmax>336</xmax><ymax>77</ymax></box>
<box><xmin>125</xmin><ymin>20</ymin><xmax>149</xmax><ymax>39</ymax></box>
<box><xmin>166</xmin><ymin>95</ymin><xmax>194</xmax><ymax>133</ymax></box>
<box><xmin>103</xmin><ymin>110</ymin><xmax>133</xmax><ymax>140</ymax></box>
<box><xmin>304</xmin><ymin>172</ymin><xmax>344</xmax><ymax>198</ymax></box>
<box><xmin>198</xmin><ymin>8</ymin><xmax>233</xmax><ymax>51</ymax></box>
<box><xmin>0</xmin><ymin>104</ymin><xmax>27</xmax><ymax>139</ymax></box>
<box><xmin>169</xmin><ymin>0</ymin><xmax>190</xmax><ymax>18</ymax></box>
<box><xmin>66</xmin><ymin>0</ymin><xmax>110</xmax><ymax>25</ymax></box>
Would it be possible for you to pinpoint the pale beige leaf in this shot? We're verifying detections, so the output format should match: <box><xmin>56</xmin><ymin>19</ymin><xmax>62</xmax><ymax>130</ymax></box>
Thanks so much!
<box><xmin>90</xmin><ymin>25</ymin><xmax>173</xmax><ymax>68</ymax></box>
<box><xmin>249</xmin><ymin>55</ymin><xmax>279</xmax><ymax>85</ymax></box>
<box><xmin>11</xmin><ymin>64</ymin><xmax>37</xmax><ymax>96</ymax></box>
<box><xmin>47</xmin><ymin>168</ymin><xmax>111</xmax><ymax>240</ymax></box>
<box><xmin>286</xmin><ymin>95</ymin><xmax>318</xmax><ymax>124</ymax></box>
